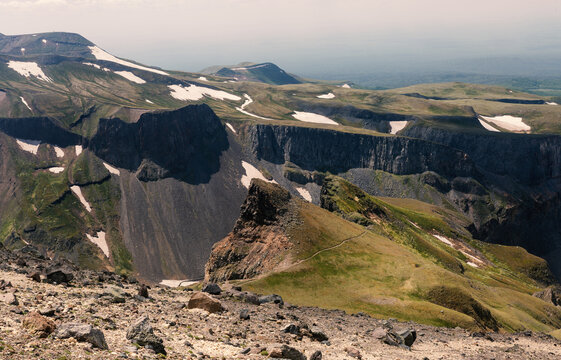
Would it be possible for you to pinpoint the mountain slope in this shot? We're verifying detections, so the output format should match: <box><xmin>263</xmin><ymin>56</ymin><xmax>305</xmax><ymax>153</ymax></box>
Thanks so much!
<box><xmin>206</xmin><ymin>178</ymin><xmax>560</xmax><ymax>332</ymax></box>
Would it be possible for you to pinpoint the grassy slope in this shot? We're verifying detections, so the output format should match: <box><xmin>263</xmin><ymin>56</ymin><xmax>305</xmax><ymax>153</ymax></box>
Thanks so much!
<box><xmin>241</xmin><ymin>178</ymin><xmax>561</xmax><ymax>332</ymax></box>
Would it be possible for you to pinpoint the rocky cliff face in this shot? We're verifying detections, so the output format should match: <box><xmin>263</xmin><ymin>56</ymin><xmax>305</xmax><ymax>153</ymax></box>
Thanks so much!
<box><xmin>244</xmin><ymin>124</ymin><xmax>477</xmax><ymax>179</ymax></box>
<box><xmin>205</xmin><ymin>179</ymin><xmax>296</xmax><ymax>283</ymax></box>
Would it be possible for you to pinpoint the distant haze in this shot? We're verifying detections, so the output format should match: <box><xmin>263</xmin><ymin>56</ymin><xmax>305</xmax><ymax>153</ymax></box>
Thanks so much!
<box><xmin>1</xmin><ymin>0</ymin><xmax>561</xmax><ymax>82</ymax></box>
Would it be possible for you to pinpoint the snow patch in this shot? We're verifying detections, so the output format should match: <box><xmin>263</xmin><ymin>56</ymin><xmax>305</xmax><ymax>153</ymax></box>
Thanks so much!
<box><xmin>292</xmin><ymin>111</ymin><xmax>338</xmax><ymax>125</ymax></box>
<box><xmin>88</xmin><ymin>46</ymin><xmax>169</xmax><ymax>75</ymax></box>
<box><xmin>478</xmin><ymin>117</ymin><xmax>500</xmax><ymax>132</ymax></box>
<box><xmin>82</xmin><ymin>62</ymin><xmax>101</xmax><ymax>69</ymax></box>
<box><xmin>75</xmin><ymin>145</ymin><xmax>82</xmax><ymax>156</ymax></box>
<box><xmin>41</xmin><ymin>39</ymin><xmax>47</xmax><ymax>44</ymax></box>
<box><xmin>7</xmin><ymin>61</ymin><xmax>51</xmax><ymax>82</ymax></box>
<box><xmin>70</xmin><ymin>185</ymin><xmax>92</xmax><ymax>212</ymax></box>
<box><xmin>241</xmin><ymin>161</ymin><xmax>276</xmax><ymax>189</ymax></box>
<box><xmin>48</xmin><ymin>167</ymin><xmax>64</xmax><ymax>174</ymax></box>
<box><xmin>168</xmin><ymin>84</ymin><xmax>241</xmax><ymax>101</ymax></box>
<box><xmin>389</xmin><ymin>121</ymin><xmax>408</xmax><ymax>134</ymax></box>
<box><xmin>145</xmin><ymin>99</ymin><xmax>154</xmax><ymax>104</ymax></box>
<box><xmin>480</xmin><ymin>115</ymin><xmax>530</xmax><ymax>132</ymax></box>
<box><xmin>20</xmin><ymin>96</ymin><xmax>32</xmax><ymax>111</ymax></box>
<box><xmin>198</xmin><ymin>76</ymin><xmax>208</xmax><ymax>81</ymax></box>
<box><xmin>160</xmin><ymin>280</ymin><xmax>197</xmax><ymax>288</ymax></box>
<box><xmin>235</xmin><ymin>93</ymin><xmax>274</xmax><ymax>120</ymax></box>
<box><xmin>433</xmin><ymin>234</ymin><xmax>486</xmax><ymax>268</ymax></box>
<box><xmin>341</xmin><ymin>84</ymin><xmax>351</xmax><ymax>88</ymax></box>
<box><xmin>103</xmin><ymin>162</ymin><xmax>120</xmax><ymax>176</ymax></box>
<box><xmin>114</xmin><ymin>70</ymin><xmax>146</xmax><ymax>84</ymax></box>
<box><xmin>547</xmin><ymin>102</ymin><xmax>558</xmax><ymax>106</ymax></box>
<box><xmin>225</xmin><ymin>123</ymin><xmax>236</xmax><ymax>134</ymax></box>
<box><xmin>86</xmin><ymin>231</ymin><xmax>109</xmax><ymax>258</ymax></box>
<box><xmin>54</xmin><ymin>146</ymin><xmax>65</xmax><ymax>158</ymax></box>
<box><xmin>16</xmin><ymin>139</ymin><xmax>40</xmax><ymax>154</ymax></box>
<box><xmin>296</xmin><ymin>187</ymin><xmax>312</xmax><ymax>202</ymax></box>
<box><xmin>317</xmin><ymin>92</ymin><xmax>335</xmax><ymax>99</ymax></box>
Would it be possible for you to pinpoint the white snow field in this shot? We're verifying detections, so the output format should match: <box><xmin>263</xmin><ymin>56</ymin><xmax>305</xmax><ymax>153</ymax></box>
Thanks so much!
<box><xmin>317</xmin><ymin>93</ymin><xmax>335</xmax><ymax>99</ymax></box>
<box><xmin>103</xmin><ymin>162</ymin><xmax>120</xmax><ymax>175</ymax></box>
<box><xmin>75</xmin><ymin>145</ymin><xmax>83</xmax><ymax>156</ymax></box>
<box><xmin>20</xmin><ymin>97</ymin><xmax>32</xmax><ymax>111</ymax></box>
<box><xmin>225</xmin><ymin>123</ymin><xmax>236</xmax><ymax>134</ymax></box>
<box><xmin>89</xmin><ymin>46</ymin><xmax>169</xmax><ymax>75</ymax></box>
<box><xmin>114</xmin><ymin>71</ymin><xmax>146</xmax><ymax>84</ymax></box>
<box><xmin>480</xmin><ymin>115</ymin><xmax>530</xmax><ymax>132</ymax></box>
<box><xmin>547</xmin><ymin>102</ymin><xmax>559</xmax><ymax>106</ymax></box>
<box><xmin>86</xmin><ymin>231</ymin><xmax>109</xmax><ymax>258</ymax></box>
<box><xmin>47</xmin><ymin>167</ymin><xmax>65</xmax><ymax>174</ymax></box>
<box><xmin>389</xmin><ymin>121</ymin><xmax>408</xmax><ymax>134</ymax></box>
<box><xmin>198</xmin><ymin>76</ymin><xmax>208</xmax><ymax>81</ymax></box>
<box><xmin>7</xmin><ymin>61</ymin><xmax>51</xmax><ymax>82</ymax></box>
<box><xmin>16</xmin><ymin>139</ymin><xmax>41</xmax><ymax>154</ymax></box>
<box><xmin>54</xmin><ymin>146</ymin><xmax>65</xmax><ymax>158</ymax></box>
<box><xmin>168</xmin><ymin>84</ymin><xmax>241</xmax><ymax>101</ymax></box>
<box><xmin>341</xmin><ymin>84</ymin><xmax>351</xmax><ymax>88</ymax></box>
<box><xmin>145</xmin><ymin>99</ymin><xmax>154</xmax><ymax>104</ymax></box>
<box><xmin>70</xmin><ymin>185</ymin><xmax>92</xmax><ymax>212</ymax></box>
<box><xmin>292</xmin><ymin>111</ymin><xmax>338</xmax><ymax>125</ymax></box>
<box><xmin>296</xmin><ymin>187</ymin><xmax>312</xmax><ymax>202</ymax></box>
<box><xmin>235</xmin><ymin>94</ymin><xmax>274</xmax><ymax>120</ymax></box>
<box><xmin>240</xmin><ymin>161</ymin><xmax>276</xmax><ymax>189</ymax></box>
<box><xmin>477</xmin><ymin>117</ymin><xmax>500</xmax><ymax>132</ymax></box>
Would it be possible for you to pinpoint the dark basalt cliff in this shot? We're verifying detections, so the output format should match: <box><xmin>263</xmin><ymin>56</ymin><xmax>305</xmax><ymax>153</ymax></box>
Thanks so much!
<box><xmin>89</xmin><ymin>104</ymin><xmax>228</xmax><ymax>184</ymax></box>
<box><xmin>245</xmin><ymin>124</ymin><xmax>477</xmax><ymax>179</ymax></box>
<box><xmin>402</xmin><ymin>124</ymin><xmax>561</xmax><ymax>186</ymax></box>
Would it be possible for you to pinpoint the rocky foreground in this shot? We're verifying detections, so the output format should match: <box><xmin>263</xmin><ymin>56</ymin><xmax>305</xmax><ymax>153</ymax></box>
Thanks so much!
<box><xmin>1</xmin><ymin>247</ymin><xmax>561</xmax><ymax>359</ymax></box>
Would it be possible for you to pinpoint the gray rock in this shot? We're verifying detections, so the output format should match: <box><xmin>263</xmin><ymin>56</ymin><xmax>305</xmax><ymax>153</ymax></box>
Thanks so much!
<box><xmin>239</xmin><ymin>308</ymin><xmax>250</xmax><ymax>320</ymax></box>
<box><xmin>258</xmin><ymin>294</ymin><xmax>283</xmax><ymax>305</ymax></box>
<box><xmin>399</xmin><ymin>329</ymin><xmax>417</xmax><ymax>347</ymax></box>
<box><xmin>138</xmin><ymin>285</ymin><xmax>149</xmax><ymax>299</ymax></box>
<box><xmin>202</xmin><ymin>283</ymin><xmax>222</xmax><ymax>295</ymax></box>
<box><xmin>0</xmin><ymin>292</ymin><xmax>18</xmax><ymax>305</ymax></box>
<box><xmin>269</xmin><ymin>344</ymin><xmax>306</xmax><ymax>360</ymax></box>
<box><xmin>46</xmin><ymin>269</ymin><xmax>73</xmax><ymax>284</ymax></box>
<box><xmin>55</xmin><ymin>323</ymin><xmax>108</xmax><ymax>349</ymax></box>
<box><xmin>126</xmin><ymin>316</ymin><xmax>166</xmax><ymax>355</ymax></box>
<box><xmin>310</xmin><ymin>350</ymin><xmax>322</xmax><ymax>360</ymax></box>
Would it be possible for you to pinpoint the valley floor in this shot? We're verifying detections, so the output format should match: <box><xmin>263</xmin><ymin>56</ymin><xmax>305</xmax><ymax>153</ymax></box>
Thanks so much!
<box><xmin>0</xmin><ymin>261</ymin><xmax>560</xmax><ymax>359</ymax></box>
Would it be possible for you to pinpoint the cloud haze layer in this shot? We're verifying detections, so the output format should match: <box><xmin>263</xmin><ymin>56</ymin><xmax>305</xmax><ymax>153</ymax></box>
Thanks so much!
<box><xmin>1</xmin><ymin>0</ymin><xmax>560</xmax><ymax>76</ymax></box>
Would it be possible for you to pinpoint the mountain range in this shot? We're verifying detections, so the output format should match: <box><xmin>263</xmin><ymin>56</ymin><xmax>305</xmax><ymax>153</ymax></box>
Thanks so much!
<box><xmin>2</xmin><ymin>32</ymin><xmax>561</xmax><ymax>335</ymax></box>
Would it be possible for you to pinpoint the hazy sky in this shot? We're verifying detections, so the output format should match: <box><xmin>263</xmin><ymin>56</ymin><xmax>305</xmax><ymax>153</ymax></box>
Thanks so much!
<box><xmin>1</xmin><ymin>0</ymin><xmax>560</xmax><ymax>75</ymax></box>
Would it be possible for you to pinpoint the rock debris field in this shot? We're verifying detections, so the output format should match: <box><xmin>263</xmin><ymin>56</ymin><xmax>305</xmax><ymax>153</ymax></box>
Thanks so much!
<box><xmin>0</xmin><ymin>246</ymin><xmax>561</xmax><ymax>359</ymax></box>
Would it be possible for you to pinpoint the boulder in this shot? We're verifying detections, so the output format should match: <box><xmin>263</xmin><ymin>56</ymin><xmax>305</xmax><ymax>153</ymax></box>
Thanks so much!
<box><xmin>202</xmin><ymin>283</ymin><xmax>222</xmax><ymax>295</ymax></box>
<box><xmin>382</xmin><ymin>328</ymin><xmax>417</xmax><ymax>349</ymax></box>
<box><xmin>310</xmin><ymin>350</ymin><xmax>322</xmax><ymax>360</ymax></box>
<box><xmin>126</xmin><ymin>316</ymin><xmax>166</xmax><ymax>355</ymax></box>
<box><xmin>55</xmin><ymin>323</ymin><xmax>108</xmax><ymax>349</ymax></box>
<box><xmin>138</xmin><ymin>284</ymin><xmax>149</xmax><ymax>298</ymax></box>
<box><xmin>22</xmin><ymin>312</ymin><xmax>56</xmax><ymax>338</ymax></box>
<box><xmin>344</xmin><ymin>347</ymin><xmax>362</xmax><ymax>359</ymax></box>
<box><xmin>269</xmin><ymin>345</ymin><xmax>306</xmax><ymax>360</ymax></box>
<box><xmin>46</xmin><ymin>269</ymin><xmax>73</xmax><ymax>284</ymax></box>
<box><xmin>187</xmin><ymin>292</ymin><xmax>225</xmax><ymax>313</ymax></box>
<box><xmin>28</xmin><ymin>271</ymin><xmax>41</xmax><ymax>282</ymax></box>
<box><xmin>239</xmin><ymin>308</ymin><xmax>250</xmax><ymax>320</ymax></box>
<box><xmin>258</xmin><ymin>294</ymin><xmax>283</xmax><ymax>305</ymax></box>
<box><xmin>103</xmin><ymin>285</ymin><xmax>126</xmax><ymax>303</ymax></box>
<box><xmin>0</xmin><ymin>292</ymin><xmax>18</xmax><ymax>305</ymax></box>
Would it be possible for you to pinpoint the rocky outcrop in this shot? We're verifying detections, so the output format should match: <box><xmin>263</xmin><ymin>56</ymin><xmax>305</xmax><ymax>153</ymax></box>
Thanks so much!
<box><xmin>0</xmin><ymin>116</ymin><xmax>82</xmax><ymax>147</ymax></box>
<box><xmin>205</xmin><ymin>179</ymin><xmax>296</xmax><ymax>282</ymax></box>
